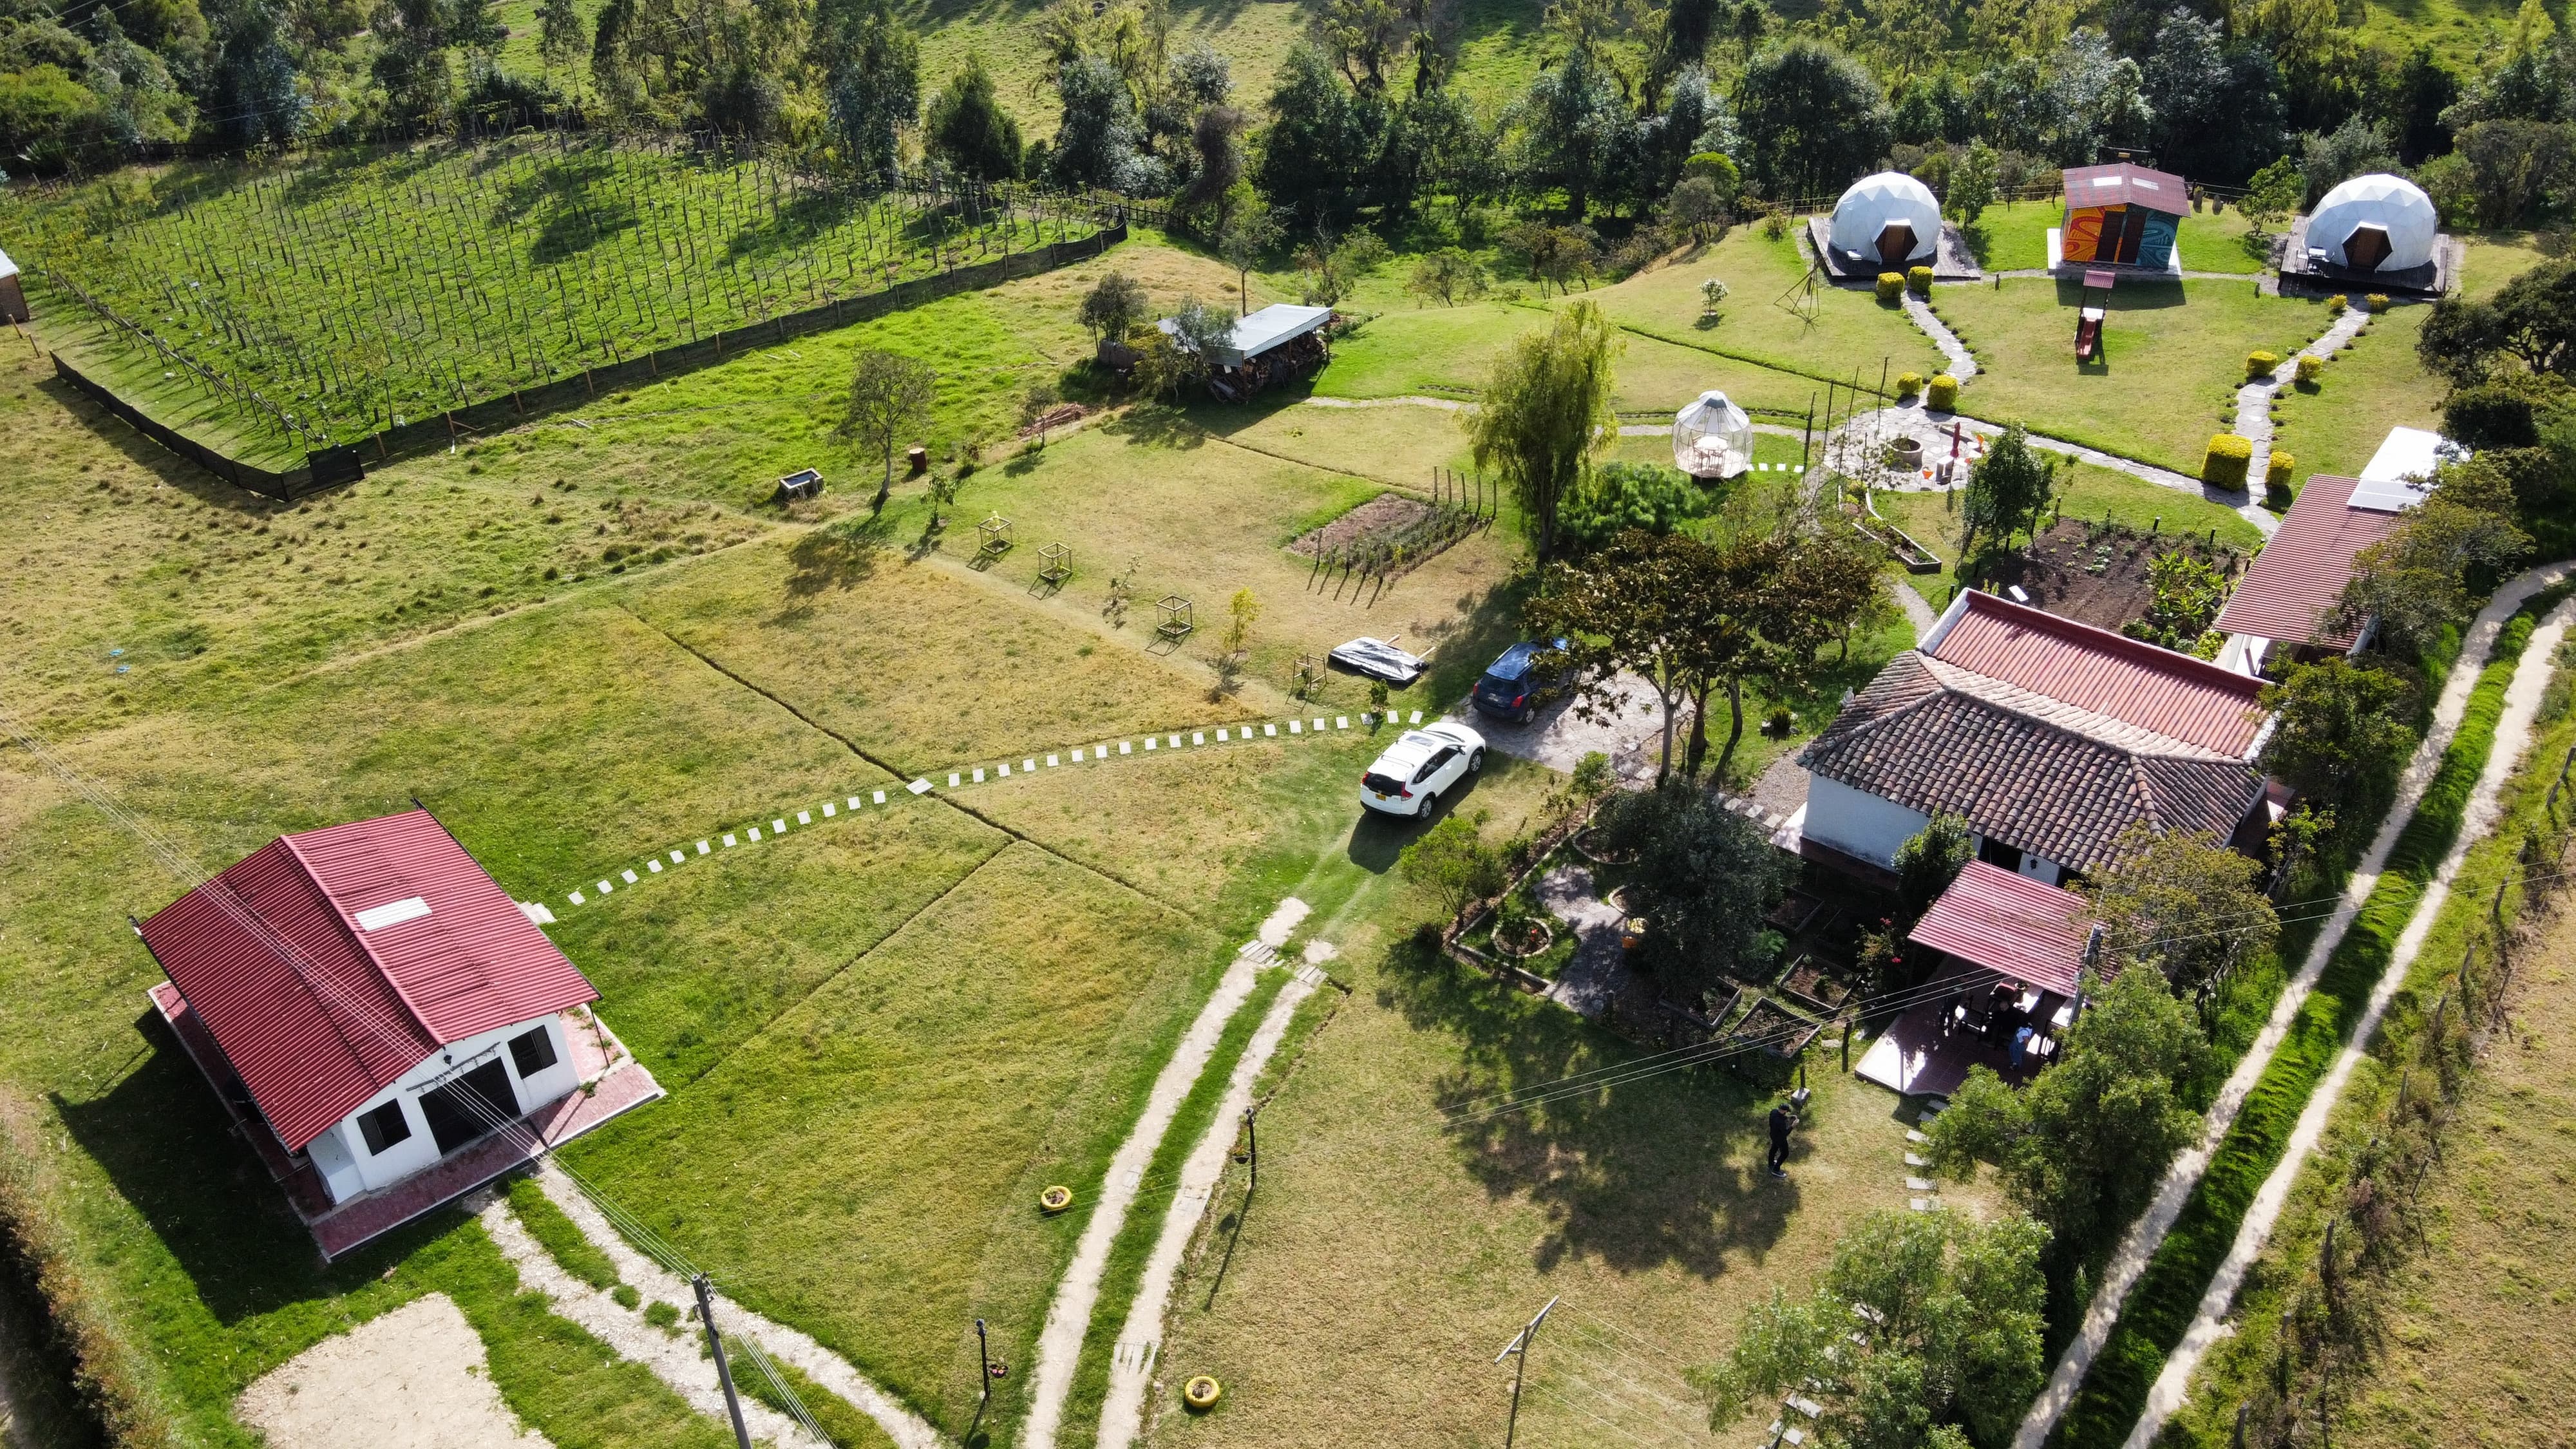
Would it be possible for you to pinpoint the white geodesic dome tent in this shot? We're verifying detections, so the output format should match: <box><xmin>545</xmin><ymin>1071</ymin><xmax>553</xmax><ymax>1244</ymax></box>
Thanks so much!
<box><xmin>1829</xmin><ymin>173</ymin><xmax>1942</xmax><ymax>267</ymax></box>
<box><xmin>1674</xmin><ymin>390</ymin><xmax>1754</xmax><ymax>480</ymax></box>
<box><xmin>2307</xmin><ymin>173</ymin><xmax>2439</xmax><ymax>274</ymax></box>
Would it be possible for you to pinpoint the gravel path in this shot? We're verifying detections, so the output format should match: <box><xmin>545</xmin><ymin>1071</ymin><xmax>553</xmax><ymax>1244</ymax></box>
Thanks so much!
<box><xmin>237</xmin><ymin>1293</ymin><xmax>544</xmax><ymax>1449</ymax></box>
<box><xmin>1021</xmin><ymin>897</ymin><xmax>1308</xmax><ymax>1449</ymax></box>
<box><xmin>1094</xmin><ymin>968</ymin><xmax>1322</xmax><ymax>1449</ymax></box>
<box><xmin>2011</xmin><ymin>560</ymin><xmax>2576</xmax><ymax>1449</ymax></box>
<box><xmin>482</xmin><ymin>1191</ymin><xmax>822</xmax><ymax>1447</ymax></box>
<box><xmin>516</xmin><ymin>1166</ymin><xmax>944</xmax><ymax>1449</ymax></box>
<box><xmin>1300</xmin><ymin>394</ymin><xmax>1467</xmax><ymax>412</ymax></box>
<box><xmin>1901</xmin><ymin>294</ymin><xmax>1978</xmax><ymax>379</ymax></box>
<box><xmin>2234</xmin><ymin>307</ymin><xmax>2373</xmax><ymax>483</ymax></box>
<box><xmin>2121</xmin><ymin>585</ymin><xmax>2576</xmax><ymax>1449</ymax></box>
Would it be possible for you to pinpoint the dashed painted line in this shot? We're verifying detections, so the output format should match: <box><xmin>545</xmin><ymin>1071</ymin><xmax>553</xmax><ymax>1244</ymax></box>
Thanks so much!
<box><xmin>549</xmin><ymin>711</ymin><xmax>1388</xmax><ymax>910</ymax></box>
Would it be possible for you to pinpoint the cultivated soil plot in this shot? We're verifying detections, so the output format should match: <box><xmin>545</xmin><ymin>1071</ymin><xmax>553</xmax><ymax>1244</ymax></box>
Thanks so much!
<box><xmin>1981</xmin><ymin>518</ymin><xmax>2246</xmax><ymax>633</ymax></box>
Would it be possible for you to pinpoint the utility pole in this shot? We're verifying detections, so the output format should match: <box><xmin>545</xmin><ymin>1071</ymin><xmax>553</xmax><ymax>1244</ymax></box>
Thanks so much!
<box><xmin>692</xmin><ymin>1275</ymin><xmax>755</xmax><ymax>1449</ymax></box>
<box><xmin>1493</xmin><ymin>1295</ymin><xmax>1558</xmax><ymax>1449</ymax></box>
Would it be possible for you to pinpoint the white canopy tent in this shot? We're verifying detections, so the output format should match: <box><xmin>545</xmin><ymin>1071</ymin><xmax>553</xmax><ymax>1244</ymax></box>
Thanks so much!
<box><xmin>1674</xmin><ymin>390</ymin><xmax>1754</xmax><ymax>480</ymax></box>
<box><xmin>1829</xmin><ymin>173</ymin><xmax>1942</xmax><ymax>267</ymax></box>
<box><xmin>2306</xmin><ymin>174</ymin><xmax>2439</xmax><ymax>274</ymax></box>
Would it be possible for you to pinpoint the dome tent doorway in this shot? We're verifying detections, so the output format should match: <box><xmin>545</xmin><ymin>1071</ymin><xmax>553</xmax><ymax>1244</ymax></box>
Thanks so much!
<box><xmin>2281</xmin><ymin>173</ymin><xmax>2456</xmax><ymax>297</ymax></box>
<box><xmin>1674</xmin><ymin>390</ymin><xmax>1754</xmax><ymax>480</ymax></box>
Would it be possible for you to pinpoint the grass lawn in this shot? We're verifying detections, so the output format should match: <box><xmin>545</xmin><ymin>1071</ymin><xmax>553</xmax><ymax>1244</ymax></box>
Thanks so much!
<box><xmin>1874</xmin><ymin>459</ymin><xmax>2263</xmax><ymax>611</ymax></box>
<box><xmin>1929</xmin><ymin>278</ymin><xmax>2336</xmax><ymax>473</ymax></box>
<box><xmin>1587</xmin><ymin>228</ymin><xmax>1948</xmax><ymax>389</ymax></box>
<box><xmin>1961</xmin><ymin>199</ymin><xmax>2266</xmax><ymax>275</ymax></box>
<box><xmin>2269</xmin><ymin>305</ymin><xmax>2443</xmax><ymax>486</ymax></box>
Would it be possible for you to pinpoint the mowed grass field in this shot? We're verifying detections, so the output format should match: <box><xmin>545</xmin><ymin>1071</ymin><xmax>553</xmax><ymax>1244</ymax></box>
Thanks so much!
<box><xmin>1962</xmin><ymin>198</ymin><xmax>2266</xmax><ymax>275</ymax></box>
<box><xmin>1931</xmin><ymin>278</ymin><xmax>2334</xmax><ymax>473</ymax></box>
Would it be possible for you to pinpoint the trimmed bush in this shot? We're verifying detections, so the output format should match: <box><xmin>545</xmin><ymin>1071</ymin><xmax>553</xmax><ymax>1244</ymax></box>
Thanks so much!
<box><xmin>2264</xmin><ymin>450</ymin><xmax>2296</xmax><ymax>508</ymax></box>
<box><xmin>1908</xmin><ymin>265</ymin><xmax>1933</xmax><ymax>295</ymax></box>
<box><xmin>2366</xmin><ymin>292</ymin><xmax>2391</xmax><ymax>313</ymax></box>
<box><xmin>2202</xmin><ymin>433</ymin><xmax>2254</xmax><ymax>489</ymax></box>
<box><xmin>2294</xmin><ymin>353</ymin><xmax>2324</xmax><ymax>384</ymax></box>
<box><xmin>1927</xmin><ymin>374</ymin><xmax>1959</xmax><ymax>412</ymax></box>
<box><xmin>1897</xmin><ymin>371</ymin><xmax>1925</xmax><ymax>400</ymax></box>
<box><xmin>2245</xmin><ymin>350</ymin><xmax>2282</xmax><ymax>381</ymax></box>
<box><xmin>2443</xmin><ymin>380</ymin><xmax>2544</xmax><ymax>449</ymax></box>
<box><xmin>2326</xmin><ymin>294</ymin><xmax>2347</xmax><ymax>316</ymax></box>
<box><xmin>1876</xmin><ymin>271</ymin><xmax>1904</xmax><ymax>302</ymax></box>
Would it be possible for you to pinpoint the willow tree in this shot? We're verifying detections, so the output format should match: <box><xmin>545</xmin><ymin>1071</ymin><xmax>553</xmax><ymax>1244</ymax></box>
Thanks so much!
<box><xmin>1465</xmin><ymin>300</ymin><xmax>1618</xmax><ymax>567</ymax></box>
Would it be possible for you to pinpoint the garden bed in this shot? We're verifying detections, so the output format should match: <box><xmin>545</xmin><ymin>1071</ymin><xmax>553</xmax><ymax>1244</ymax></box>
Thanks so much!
<box><xmin>1778</xmin><ymin>952</ymin><xmax>1853</xmax><ymax>1015</ymax></box>
<box><xmin>1981</xmin><ymin>518</ymin><xmax>2243</xmax><ymax>634</ymax></box>
<box><xmin>1289</xmin><ymin>493</ymin><xmax>1434</xmax><ymax>557</ymax></box>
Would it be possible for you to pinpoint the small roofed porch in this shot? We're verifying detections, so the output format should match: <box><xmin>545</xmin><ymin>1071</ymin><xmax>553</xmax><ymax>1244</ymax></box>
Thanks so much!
<box><xmin>149</xmin><ymin>981</ymin><xmax>663</xmax><ymax>1260</ymax></box>
<box><xmin>1853</xmin><ymin>861</ymin><xmax>2092</xmax><ymax>1100</ymax></box>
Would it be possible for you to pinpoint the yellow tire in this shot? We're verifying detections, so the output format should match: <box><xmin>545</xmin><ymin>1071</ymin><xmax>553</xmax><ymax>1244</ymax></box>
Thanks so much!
<box><xmin>1183</xmin><ymin>1375</ymin><xmax>1223</xmax><ymax>1411</ymax></box>
<box><xmin>1039</xmin><ymin>1184</ymin><xmax>1074</xmax><ymax>1214</ymax></box>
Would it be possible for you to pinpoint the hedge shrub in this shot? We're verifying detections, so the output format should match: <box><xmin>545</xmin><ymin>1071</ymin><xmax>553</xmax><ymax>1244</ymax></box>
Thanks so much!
<box><xmin>2264</xmin><ymin>450</ymin><xmax>2296</xmax><ymax>508</ymax></box>
<box><xmin>1897</xmin><ymin>372</ymin><xmax>1924</xmax><ymax>399</ymax></box>
<box><xmin>1908</xmin><ymin>265</ymin><xmax>1933</xmax><ymax>295</ymax></box>
<box><xmin>2326</xmin><ymin>294</ymin><xmax>2347</xmax><ymax>316</ymax></box>
<box><xmin>1876</xmin><ymin>272</ymin><xmax>1903</xmax><ymax>302</ymax></box>
<box><xmin>2367</xmin><ymin>292</ymin><xmax>2391</xmax><ymax>313</ymax></box>
<box><xmin>2294</xmin><ymin>353</ymin><xmax>2323</xmax><ymax>384</ymax></box>
<box><xmin>2245</xmin><ymin>350</ymin><xmax>2282</xmax><ymax>381</ymax></box>
<box><xmin>1927</xmin><ymin>374</ymin><xmax>1959</xmax><ymax>412</ymax></box>
<box><xmin>2202</xmin><ymin>433</ymin><xmax>2253</xmax><ymax>488</ymax></box>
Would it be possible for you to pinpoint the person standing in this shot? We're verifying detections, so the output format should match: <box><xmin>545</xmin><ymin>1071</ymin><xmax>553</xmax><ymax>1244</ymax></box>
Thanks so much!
<box><xmin>1766</xmin><ymin>1101</ymin><xmax>1797</xmax><ymax>1179</ymax></box>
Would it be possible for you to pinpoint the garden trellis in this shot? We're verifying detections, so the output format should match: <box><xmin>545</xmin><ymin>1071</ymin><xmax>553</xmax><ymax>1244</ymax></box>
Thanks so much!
<box><xmin>3</xmin><ymin>135</ymin><xmax>1114</xmax><ymax>466</ymax></box>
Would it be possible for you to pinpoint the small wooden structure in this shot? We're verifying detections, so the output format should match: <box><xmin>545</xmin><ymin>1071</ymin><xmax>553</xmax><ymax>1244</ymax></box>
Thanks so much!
<box><xmin>1291</xmin><ymin>652</ymin><xmax>1320</xmax><ymax>697</ymax></box>
<box><xmin>977</xmin><ymin>513</ymin><xmax>1014</xmax><ymax>560</ymax></box>
<box><xmin>2054</xmin><ymin>162</ymin><xmax>2188</xmax><ymax>274</ymax></box>
<box><xmin>1156</xmin><ymin>595</ymin><xmax>1195</xmax><ymax>643</ymax></box>
<box><xmin>0</xmin><ymin>248</ymin><xmax>26</xmax><ymax>325</ymax></box>
<box><xmin>775</xmin><ymin>468</ymin><xmax>824</xmax><ymax>502</ymax></box>
<box><xmin>1037</xmin><ymin>542</ymin><xmax>1072</xmax><ymax>587</ymax></box>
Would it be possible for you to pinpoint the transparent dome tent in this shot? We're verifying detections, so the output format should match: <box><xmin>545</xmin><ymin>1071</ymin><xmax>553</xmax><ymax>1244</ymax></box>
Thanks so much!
<box><xmin>1674</xmin><ymin>390</ymin><xmax>1754</xmax><ymax>480</ymax></box>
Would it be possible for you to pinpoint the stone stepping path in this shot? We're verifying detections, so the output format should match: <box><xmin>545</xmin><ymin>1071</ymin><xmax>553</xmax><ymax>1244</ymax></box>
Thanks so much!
<box><xmin>2012</xmin><ymin>561</ymin><xmax>2576</xmax><ymax>1449</ymax></box>
<box><xmin>1901</xmin><ymin>294</ymin><xmax>1977</xmax><ymax>380</ymax></box>
<box><xmin>1907</xmin><ymin>1100</ymin><xmax>1946</xmax><ymax>1213</ymax></box>
<box><xmin>552</xmin><ymin>713</ymin><xmax>1383</xmax><ymax>911</ymax></box>
<box><xmin>2232</xmin><ymin>305</ymin><xmax>2373</xmax><ymax>486</ymax></box>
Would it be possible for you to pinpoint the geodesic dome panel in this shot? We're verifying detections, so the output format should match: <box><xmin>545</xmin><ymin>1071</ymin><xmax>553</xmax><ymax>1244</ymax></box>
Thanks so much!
<box><xmin>1674</xmin><ymin>390</ymin><xmax>1754</xmax><ymax>480</ymax></box>
<box><xmin>1830</xmin><ymin>173</ymin><xmax>1942</xmax><ymax>266</ymax></box>
<box><xmin>2308</xmin><ymin>173</ymin><xmax>2439</xmax><ymax>272</ymax></box>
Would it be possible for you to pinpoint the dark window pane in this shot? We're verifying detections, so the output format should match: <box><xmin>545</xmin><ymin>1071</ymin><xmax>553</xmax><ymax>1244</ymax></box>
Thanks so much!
<box><xmin>358</xmin><ymin>1101</ymin><xmax>411</xmax><ymax>1155</ymax></box>
<box><xmin>509</xmin><ymin>1025</ymin><xmax>558</xmax><ymax>1079</ymax></box>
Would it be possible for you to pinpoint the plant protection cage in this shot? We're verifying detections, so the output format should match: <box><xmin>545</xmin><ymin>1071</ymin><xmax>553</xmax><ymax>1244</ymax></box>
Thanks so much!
<box><xmin>1673</xmin><ymin>390</ymin><xmax>1755</xmax><ymax>480</ymax></box>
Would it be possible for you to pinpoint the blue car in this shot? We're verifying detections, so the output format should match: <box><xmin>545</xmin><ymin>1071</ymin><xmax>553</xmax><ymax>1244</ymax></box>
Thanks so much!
<box><xmin>1471</xmin><ymin>639</ymin><xmax>1569</xmax><ymax>724</ymax></box>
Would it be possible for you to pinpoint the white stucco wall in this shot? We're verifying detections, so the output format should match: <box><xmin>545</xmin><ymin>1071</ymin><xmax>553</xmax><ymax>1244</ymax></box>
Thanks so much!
<box><xmin>1803</xmin><ymin>775</ymin><xmax>1931</xmax><ymax>867</ymax></box>
<box><xmin>305</xmin><ymin>1012</ymin><xmax>578</xmax><ymax>1204</ymax></box>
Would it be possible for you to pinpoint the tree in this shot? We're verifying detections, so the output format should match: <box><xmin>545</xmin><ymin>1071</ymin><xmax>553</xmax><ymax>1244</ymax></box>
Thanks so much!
<box><xmin>1465</xmin><ymin>300</ymin><xmax>1618</xmax><ymax>567</ymax></box>
<box><xmin>1525</xmin><ymin>530</ymin><xmax>1705</xmax><ymax>782</ymax></box>
<box><xmin>1397</xmin><ymin>815</ymin><xmax>1504</xmax><ymax>921</ymax></box>
<box><xmin>2239</xmin><ymin>153</ymin><xmax>2304</xmax><ymax>235</ymax></box>
<box><xmin>927</xmin><ymin>54</ymin><xmax>1024</xmax><ymax>180</ymax></box>
<box><xmin>1959</xmin><ymin>424</ymin><xmax>2054</xmax><ymax>561</ymax></box>
<box><xmin>1946</xmin><ymin>140</ymin><xmax>1997</xmax><ymax>225</ymax></box>
<box><xmin>2453</xmin><ymin>117</ymin><xmax>2576</xmax><ymax>226</ymax></box>
<box><xmin>1510</xmin><ymin>47</ymin><xmax>1630</xmax><ymax>221</ymax></box>
<box><xmin>2392</xmin><ymin>45</ymin><xmax>2458</xmax><ymax>164</ymax></box>
<box><xmin>1404</xmin><ymin>247</ymin><xmax>1488</xmax><ymax>307</ymax></box>
<box><xmin>1555</xmin><ymin>460</ymin><xmax>1707</xmax><ymax>551</ymax></box>
<box><xmin>1295</xmin><ymin>229</ymin><xmax>1391</xmax><ymax>307</ymax></box>
<box><xmin>1892</xmin><ymin>812</ymin><xmax>1971</xmax><ymax>927</ymax></box>
<box><xmin>1596</xmin><ymin>784</ymin><xmax>1792</xmax><ymax>999</ymax></box>
<box><xmin>1177</xmin><ymin>103</ymin><xmax>1246</xmax><ymax>222</ymax></box>
<box><xmin>2258</xmin><ymin>656</ymin><xmax>2417</xmax><ymax>820</ymax></box>
<box><xmin>2082</xmin><ymin>825</ymin><xmax>2277</xmax><ymax>1018</ymax></box>
<box><xmin>535</xmin><ymin>0</ymin><xmax>582</xmax><ymax>72</ymax></box>
<box><xmin>1734</xmin><ymin>39</ymin><xmax>1889</xmax><ymax>202</ymax></box>
<box><xmin>1321</xmin><ymin>0</ymin><xmax>1403</xmax><ymax>91</ymax></box>
<box><xmin>817</xmin><ymin>0</ymin><xmax>920</xmax><ymax>183</ymax></box>
<box><xmin>2341</xmin><ymin>460</ymin><xmax>2531</xmax><ymax>656</ymax></box>
<box><xmin>1924</xmin><ymin>966</ymin><xmax>2208</xmax><ymax>1260</ymax></box>
<box><xmin>1217</xmin><ymin>200</ymin><xmax>1279</xmax><ymax>316</ymax></box>
<box><xmin>1218</xmin><ymin>586</ymin><xmax>1259</xmax><ymax>683</ymax></box>
<box><xmin>1078</xmin><ymin>270</ymin><xmax>1150</xmax><ymax>350</ymax></box>
<box><xmin>1253</xmin><ymin>41</ymin><xmax>1387</xmax><ymax>223</ymax></box>
<box><xmin>1050</xmin><ymin>52</ymin><xmax>1155</xmax><ymax>191</ymax></box>
<box><xmin>2482</xmin><ymin>255</ymin><xmax>2576</xmax><ymax>375</ymax></box>
<box><xmin>840</xmin><ymin>349</ymin><xmax>938</xmax><ymax>509</ymax></box>
<box><xmin>1658</xmin><ymin>174</ymin><xmax>1730</xmax><ymax>242</ymax></box>
<box><xmin>2297</xmin><ymin>115</ymin><xmax>2397</xmax><ymax>207</ymax></box>
<box><xmin>1698</xmin><ymin>1209</ymin><xmax>2050</xmax><ymax>1449</ymax></box>
<box><xmin>2143</xmin><ymin>8</ymin><xmax>2285</xmax><ymax>185</ymax></box>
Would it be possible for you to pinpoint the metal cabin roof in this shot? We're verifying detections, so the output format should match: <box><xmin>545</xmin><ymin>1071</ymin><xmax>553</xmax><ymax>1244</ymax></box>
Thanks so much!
<box><xmin>139</xmin><ymin>810</ymin><xmax>597</xmax><ymax>1151</ymax></box>
<box><xmin>2062</xmin><ymin>162</ymin><xmax>2190</xmax><ymax>214</ymax></box>
<box><xmin>2211</xmin><ymin>476</ymin><xmax>2406</xmax><ymax>651</ymax></box>
<box><xmin>1929</xmin><ymin>591</ymin><xmax>2269</xmax><ymax>757</ymax></box>
<box><xmin>1907</xmin><ymin>860</ymin><xmax>2090</xmax><ymax>997</ymax></box>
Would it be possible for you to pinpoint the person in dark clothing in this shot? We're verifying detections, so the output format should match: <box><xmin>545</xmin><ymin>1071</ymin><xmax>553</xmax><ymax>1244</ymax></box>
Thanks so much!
<box><xmin>1766</xmin><ymin>1103</ymin><xmax>1797</xmax><ymax>1179</ymax></box>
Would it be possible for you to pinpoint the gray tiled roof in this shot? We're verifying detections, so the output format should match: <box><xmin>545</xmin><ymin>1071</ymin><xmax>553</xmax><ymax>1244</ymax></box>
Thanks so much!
<box><xmin>1799</xmin><ymin>654</ymin><xmax>2267</xmax><ymax>871</ymax></box>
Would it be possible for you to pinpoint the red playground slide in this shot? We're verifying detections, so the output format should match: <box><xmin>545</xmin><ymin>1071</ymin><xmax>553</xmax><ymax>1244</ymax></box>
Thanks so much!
<box><xmin>2074</xmin><ymin>306</ymin><xmax>2105</xmax><ymax>361</ymax></box>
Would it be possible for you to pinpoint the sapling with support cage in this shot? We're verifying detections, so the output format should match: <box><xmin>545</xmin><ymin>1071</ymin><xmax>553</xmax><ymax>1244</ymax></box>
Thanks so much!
<box><xmin>976</xmin><ymin>513</ymin><xmax>1014</xmax><ymax>559</ymax></box>
<box><xmin>1156</xmin><ymin>595</ymin><xmax>1195</xmax><ymax>643</ymax></box>
<box><xmin>1037</xmin><ymin>541</ymin><xmax>1071</xmax><ymax>586</ymax></box>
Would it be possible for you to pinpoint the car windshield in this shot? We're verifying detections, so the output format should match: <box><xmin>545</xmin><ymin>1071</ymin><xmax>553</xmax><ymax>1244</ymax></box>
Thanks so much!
<box><xmin>1361</xmin><ymin>772</ymin><xmax>1408</xmax><ymax>795</ymax></box>
<box><xmin>1477</xmin><ymin>671</ymin><xmax>1520</xmax><ymax>694</ymax></box>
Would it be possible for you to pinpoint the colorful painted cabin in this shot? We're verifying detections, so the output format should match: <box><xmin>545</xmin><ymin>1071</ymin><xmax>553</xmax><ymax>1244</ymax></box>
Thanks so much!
<box><xmin>2059</xmin><ymin>162</ymin><xmax>2188</xmax><ymax>269</ymax></box>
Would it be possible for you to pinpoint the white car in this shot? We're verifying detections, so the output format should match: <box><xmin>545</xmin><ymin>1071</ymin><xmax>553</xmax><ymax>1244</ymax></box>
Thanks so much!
<box><xmin>1359</xmin><ymin>723</ymin><xmax>1487</xmax><ymax>817</ymax></box>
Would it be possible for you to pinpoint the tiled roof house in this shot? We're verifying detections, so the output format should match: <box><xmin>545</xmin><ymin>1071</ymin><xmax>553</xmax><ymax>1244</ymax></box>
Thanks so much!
<box><xmin>1796</xmin><ymin>591</ymin><xmax>2273</xmax><ymax>886</ymax></box>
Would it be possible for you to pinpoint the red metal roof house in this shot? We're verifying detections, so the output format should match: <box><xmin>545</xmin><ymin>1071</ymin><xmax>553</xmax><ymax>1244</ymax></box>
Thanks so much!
<box><xmin>139</xmin><ymin>809</ymin><xmax>659</xmax><ymax>1258</ymax></box>
<box><xmin>1797</xmin><ymin>591</ymin><xmax>2273</xmax><ymax>887</ymax></box>
<box><xmin>2213</xmin><ymin>469</ymin><xmax>2429</xmax><ymax>673</ymax></box>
